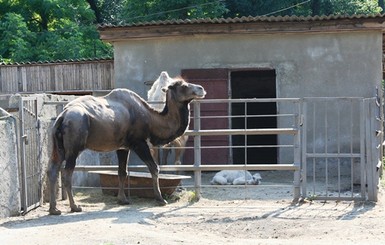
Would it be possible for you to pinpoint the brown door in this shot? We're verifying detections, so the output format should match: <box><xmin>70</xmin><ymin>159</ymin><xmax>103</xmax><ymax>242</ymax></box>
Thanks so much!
<box><xmin>181</xmin><ymin>69</ymin><xmax>230</xmax><ymax>165</ymax></box>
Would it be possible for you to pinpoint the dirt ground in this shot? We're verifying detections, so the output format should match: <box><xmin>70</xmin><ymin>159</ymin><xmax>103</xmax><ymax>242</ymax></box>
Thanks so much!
<box><xmin>1</xmin><ymin>171</ymin><xmax>385</xmax><ymax>245</ymax></box>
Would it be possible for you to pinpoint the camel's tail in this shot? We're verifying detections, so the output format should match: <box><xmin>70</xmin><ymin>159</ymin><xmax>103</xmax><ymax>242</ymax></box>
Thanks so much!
<box><xmin>50</xmin><ymin>114</ymin><xmax>65</xmax><ymax>163</ymax></box>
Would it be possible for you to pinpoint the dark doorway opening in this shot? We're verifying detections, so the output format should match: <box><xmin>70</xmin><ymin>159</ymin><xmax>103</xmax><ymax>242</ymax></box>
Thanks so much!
<box><xmin>231</xmin><ymin>70</ymin><xmax>277</xmax><ymax>164</ymax></box>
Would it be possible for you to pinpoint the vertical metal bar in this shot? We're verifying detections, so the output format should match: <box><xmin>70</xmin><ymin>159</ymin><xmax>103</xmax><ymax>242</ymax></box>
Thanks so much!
<box><xmin>27</xmin><ymin>100</ymin><xmax>32</xmax><ymax>208</ymax></box>
<box><xmin>324</xmin><ymin>101</ymin><xmax>329</xmax><ymax>197</ymax></box>
<box><xmin>19</xmin><ymin>98</ymin><xmax>28</xmax><ymax>213</ymax></box>
<box><xmin>28</xmin><ymin>100</ymin><xmax>33</xmax><ymax>208</ymax></box>
<box><xmin>337</xmin><ymin>100</ymin><xmax>341</xmax><ymax>197</ymax></box>
<box><xmin>193</xmin><ymin>101</ymin><xmax>202</xmax><ymax>199</ymax></box>
<box><xmin>360</xmin><ymin>99</ymin><xmax>367</xmax><ymax>199</ymax></box>
<box><xmin>350</xmin><ymin>100</ymin><xmax>355</xmax><ymax>199</ymax></box>
<box><xmin>312</xmin><ymin>101</ymin><xmax>316</xmax><ymax>195</ymax></box>
<box><xmin>373</xmin><ymin>96</ymin><xmax>382</xmax><ymax>201</ymax></box>
<box><xmin>301</xmin><ymin>99</ymin><xmax>308</xmax><ymax>198</ymax></box>
<box><xmin>244</xmin><ymin>101</ymin><xmax>248</xmax><ymax>197</ymax></box>
<box><xmin>33</xmin><ymin>98</ymin><xmax>41</xmax><ymax>209</ymax></box>
<box><xmin>228</xmin><ymin>100</ymin><xmax>233</xmax><ymax>164</ymax></box>
<box><xmin>293</xmin><ymin>100</ymin><xmax>301</xmax><ymax>201</ymax></box>
<box><xmin>379</xmin><ymin>89</ymin><xmax>384</xmax><ymax>178</ymax></box>
<box><xmin>366</xmin><ymin>98</ymin><xmax>378</xmax><ymax>201</ymax></box>
<box><xmin>244</xmin><ymin>101</ymin><xmax>247</xmax><ymax>164</ymax></box>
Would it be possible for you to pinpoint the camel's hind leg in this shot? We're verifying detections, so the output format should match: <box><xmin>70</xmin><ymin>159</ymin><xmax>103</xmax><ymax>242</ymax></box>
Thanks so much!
<box><xmin>47</xmin><ymin>157</ymin><xmax>63</xmax><ymax>215</ymax></box>
<box><xmin>175</xmin><ymin>135</ymin><xmax>188</xmax><ymax>166</ymax></box>
<box><xmin>133</xmin><ymin>140</ymin><xmax>167</xmax><ymax>205</ymax></box>
<box><xmin>63</xmin><ymin>155</ymin><xmax>82</xmax><ymax>212</ymax></box>
<box><xmin>60</xmin><ymin>110</ymin><xmax>88</xmax><ymax>213</ymax></box>
<box><xmin>47</xmin><ymin>117</ymin><xmax>66</xmax><ymax>215</ymax></box>
<box><xmin>116</xmin><ymin>149</ymin><xmax>131</xmax><ymax>205</ymax></box>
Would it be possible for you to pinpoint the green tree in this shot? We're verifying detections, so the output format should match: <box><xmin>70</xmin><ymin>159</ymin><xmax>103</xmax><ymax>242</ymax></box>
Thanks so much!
<box><xmin>306</xmin><ymin>0</ymin><xmax>382</xmax><ymax>16</ymax></box>
<box><xmin>0</xmin><ymin>0</ymin><xmax>383</xmax><ymax>63</ymax></box>
<box><xmin>223</xmin><ymin>0</ymin><xmax>382</xmax><ymax>17</ymax></box>
<box><xmin>121</xmin><ymin>0</ymin><xmax>227</xmax><ymax>23</ymax></box>
<box><xmin>86</xmin><ymin>0</ymin><xmax>125</xmax><ymax>24</ymax></box>
<box><xmin>0</xmin><ymin>0</ymin><xmax>112</xmax><ymax>63</ymax></box>
<box><xmin>0</xmin><ymin>13</ymin><xmax>35</xmax><ymax>62</ymax></box>
<box><xmin>379</xmin><ymin>0</ymin><xmax>385</xmax><ymax>13</ymax></box>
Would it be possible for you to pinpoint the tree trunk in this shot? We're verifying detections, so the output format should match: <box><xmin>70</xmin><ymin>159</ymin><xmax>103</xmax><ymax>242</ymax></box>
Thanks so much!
<box><xmin>86</xmin><ymin>0</ymin><xmax>103</xmax><ymax>24</ymax></box>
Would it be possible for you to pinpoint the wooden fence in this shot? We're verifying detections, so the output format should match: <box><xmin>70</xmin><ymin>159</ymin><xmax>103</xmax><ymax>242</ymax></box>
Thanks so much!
<box><xmin>0</xmin><ymin>59</ymin><xmax>114</xmax><ymax>94</ymax></box>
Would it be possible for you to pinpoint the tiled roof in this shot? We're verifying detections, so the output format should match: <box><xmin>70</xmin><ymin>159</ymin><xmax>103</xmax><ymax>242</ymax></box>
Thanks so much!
<box><xmin>98</xmin><ymin>14</ymin><xmax>385</xmax><ymax>41</ymax></box>
<box><xmin>98</xmin><ymin>14</ymin><xmax>385</xmax><ymax>29</ymax></box>
<box><xmin>0</xmin><ymin>57</ymin><xmax>113</xmax><ymax>66</ymax></box>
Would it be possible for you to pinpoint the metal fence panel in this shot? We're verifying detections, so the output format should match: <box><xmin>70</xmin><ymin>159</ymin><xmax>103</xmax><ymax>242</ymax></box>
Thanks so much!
<box><xmin>364</xmin><ymin>98</ymin><xmax>383</xmax><ymax>201</ymax></box>
<box><xmin>301</xmin><ymin>97</ymin><xmax>373</xmax><ymax>201</ymax></box>
<box><xmin>51</xmin><ymin>96</ymin><xmax>381</xmax><ymax>202</ymax></box>
<box><xmin>19</xmin><ymin>97</ymin><xmax>41</xmax><ymax>213</ymax></box>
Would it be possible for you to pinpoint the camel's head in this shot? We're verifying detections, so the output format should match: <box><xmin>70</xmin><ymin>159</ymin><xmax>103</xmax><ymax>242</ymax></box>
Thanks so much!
<box><xmin>250</xmin><ymin>173</ymin><xmax>262</xmax><ymax>185</ymax></box>
<box><xmin>158</xmin><ymin>71</ymin><xmax>171</xmax><ymax>88</ymax></box>
<box><xmin>163</xmin><ymin>79</ymin><xmax>206</xmax><ymax>103</ymax></box>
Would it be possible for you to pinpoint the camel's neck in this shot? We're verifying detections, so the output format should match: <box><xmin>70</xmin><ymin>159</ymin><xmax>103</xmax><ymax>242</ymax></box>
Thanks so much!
<box><xmin>149</xmin><ymin>100</ymin><xmax>190</xmax><ymax>146</ymax></box>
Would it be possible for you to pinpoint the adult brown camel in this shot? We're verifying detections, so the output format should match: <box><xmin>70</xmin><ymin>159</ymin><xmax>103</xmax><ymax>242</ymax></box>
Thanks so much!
<box><xmin>47</xmin><ymin>79</ymin><xmax>206</xmax><ymax>215</ymax></box>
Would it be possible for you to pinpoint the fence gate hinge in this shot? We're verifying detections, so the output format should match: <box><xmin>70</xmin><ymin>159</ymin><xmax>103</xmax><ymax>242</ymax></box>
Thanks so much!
<box><xmin>22</xmin><ymin>134</ymin><xmax>28</xmax><ymax>145</ymax></box>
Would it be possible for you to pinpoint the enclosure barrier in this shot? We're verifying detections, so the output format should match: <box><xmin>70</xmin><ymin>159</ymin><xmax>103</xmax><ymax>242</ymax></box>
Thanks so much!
<box><xmin>70</xmin><ymin>98</ymin><xmax>303</xmax><ymax>201</ymax></box>
<box><xmin>301</xmin><ymin>97</ymin><xmax>382</xmax><ymax>201</ymax></box>
<box><xmin>45</xmin><ymin>96</ymin><xmax>382</xmax><ymax>202</ymax></box>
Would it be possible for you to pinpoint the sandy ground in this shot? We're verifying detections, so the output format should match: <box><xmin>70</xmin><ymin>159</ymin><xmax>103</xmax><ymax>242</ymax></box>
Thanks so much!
<box><xmin>1</xmin><ymin>171</ymin><xmax>385</xmax><ymax>245</ymax></box>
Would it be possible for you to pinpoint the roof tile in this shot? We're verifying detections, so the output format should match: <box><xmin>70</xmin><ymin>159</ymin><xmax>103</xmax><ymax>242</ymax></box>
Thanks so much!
<box><xmin>98</xmin><ymin>14</ymin><xmax>385</xmax><ymax>29</ymax></box>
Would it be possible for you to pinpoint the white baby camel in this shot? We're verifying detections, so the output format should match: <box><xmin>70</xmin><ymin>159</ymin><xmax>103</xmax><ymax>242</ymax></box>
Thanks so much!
<box><xmin>211</xmin><ymin>170</ymin><xmax>262</xmax><ymax>185</ymax></box>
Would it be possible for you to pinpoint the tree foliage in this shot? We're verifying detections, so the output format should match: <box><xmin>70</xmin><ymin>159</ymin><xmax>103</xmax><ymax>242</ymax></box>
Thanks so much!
<box><xmin>0</xmin><ymin>0</ymin><xmax>112</xmax><ymax>63</ymax></box>
<box><xmin>120</xmin><ymin>0</ymin><xmax>227</xmax><ymax>23</ymax></box>
<box><xmin>223</xmin><ymin>0</ymin><xmax>382</xmax><ymax>17</ymax></box>
<box><xmin>0</xmin><ymin>0</ymin><xmax>383</xmax><ymax>63</ymax></box>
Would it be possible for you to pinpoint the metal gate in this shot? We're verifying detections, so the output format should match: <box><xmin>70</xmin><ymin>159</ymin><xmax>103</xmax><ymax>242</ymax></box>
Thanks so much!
<box><xmin>19</xmin><ymin>97</ymin><xmax>41</xmax><ymax>213</ymax></box>
<box><xmin>301</xmin><ymin>97</ymin><xmax>382</xmax><ymax>201</ymax></box>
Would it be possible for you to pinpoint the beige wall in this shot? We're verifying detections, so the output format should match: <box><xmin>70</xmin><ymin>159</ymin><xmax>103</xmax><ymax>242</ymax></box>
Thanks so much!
<box><xmin>113</xmin><ymin>31</ymin><xmax>383</xmax><ymax>99</ymax></box>
<box><xmin>112</xmin><ymin>30</ymin><xmax>383</xmax><ymax>165</ymax></box>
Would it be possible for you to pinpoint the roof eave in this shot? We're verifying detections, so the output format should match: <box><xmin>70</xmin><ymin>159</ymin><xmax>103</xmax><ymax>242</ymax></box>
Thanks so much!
<box><xmin>99</xmin><ymin>16</ymin><xmax>385</xmax><ymax>42</ymax></box>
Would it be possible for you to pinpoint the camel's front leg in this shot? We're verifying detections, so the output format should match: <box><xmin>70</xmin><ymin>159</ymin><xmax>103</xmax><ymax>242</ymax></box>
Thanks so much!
<box><xmin>62</xmin><ymin>167</ymin><xmax>82</xmax><ymax>212</ymax></box>
<box><xmin>47</xmin><ymin>160</ymin><xmax>61</xmax><ymax>215</ymax></box>
<box><xmin>116</xmin><ymin>149</ymin><xmax>131</xmax><ymax>205</ymax></box>
<box><xmin>133</xmin><ymin>141</ymin><xmax>167</xmax><ymax>206</ymax></box>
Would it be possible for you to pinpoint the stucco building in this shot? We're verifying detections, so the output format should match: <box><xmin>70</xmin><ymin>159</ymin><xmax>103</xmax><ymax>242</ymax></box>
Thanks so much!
<box><xmin>98</xmin><ymin>14</ymin><xmax>384</xmax><ymax>166</ymax></box>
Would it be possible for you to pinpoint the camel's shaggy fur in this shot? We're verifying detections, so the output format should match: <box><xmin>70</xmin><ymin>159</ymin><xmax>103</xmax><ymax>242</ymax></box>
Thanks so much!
<box><xmin>147</xmin><ymin>71</ymin><xmax>171</xmax><ymax>111</ymax></box>
<box><xmin>47</xmin><ymin>78</ymin><xmax>206</xmax><ymax>215</ymax></box>
<box><xmin>211</xmin><ymin>170</ymin><xmax>262</xmax><ymax>185</ymax></box>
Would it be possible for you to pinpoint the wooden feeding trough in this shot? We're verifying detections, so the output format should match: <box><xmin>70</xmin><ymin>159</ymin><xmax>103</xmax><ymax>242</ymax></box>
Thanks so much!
<box><xmin>90</xmin><ymin>171</ymin><xmax>191</xmax><ymax>198</ymax></box>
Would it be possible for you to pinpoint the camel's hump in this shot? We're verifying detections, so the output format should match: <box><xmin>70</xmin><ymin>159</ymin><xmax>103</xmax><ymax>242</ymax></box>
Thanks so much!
<box><xmin>105</xmin><ymin>88</ymin><xmax>142</xmax><ymax>101</ymax></box>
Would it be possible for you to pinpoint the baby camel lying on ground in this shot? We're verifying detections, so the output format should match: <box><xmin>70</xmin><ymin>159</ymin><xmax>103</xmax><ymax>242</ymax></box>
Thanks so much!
<box><xmin>210</xmin><ymin>170</ymin><xmax>262</xmax><ymax>185</ymax></box>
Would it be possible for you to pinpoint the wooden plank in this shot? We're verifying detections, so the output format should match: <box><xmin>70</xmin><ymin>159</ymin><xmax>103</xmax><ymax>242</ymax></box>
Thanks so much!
<box><xmin>0</xmin><ymin>60</ymin><xmax>114</xmax><ymax>94</ymax></box>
